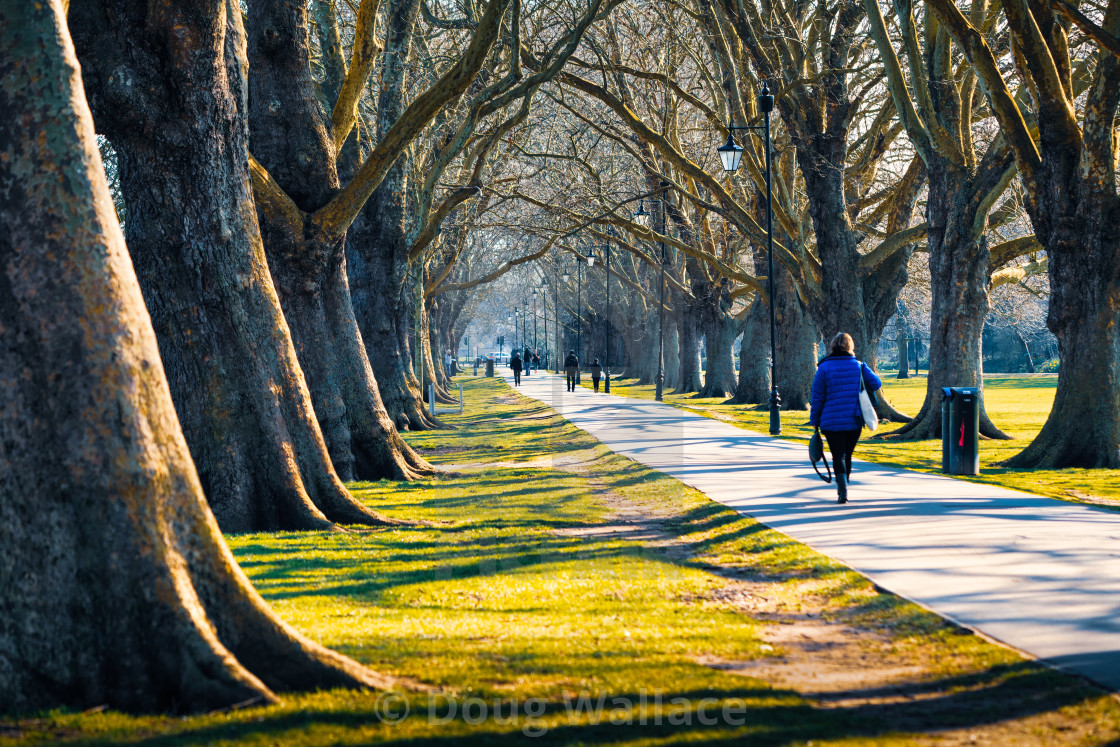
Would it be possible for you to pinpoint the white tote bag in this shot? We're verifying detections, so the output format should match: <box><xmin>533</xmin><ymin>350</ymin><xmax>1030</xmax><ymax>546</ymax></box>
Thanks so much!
<box><xmin>858</xmin><ymin>365</ymin><xmax>879</xmax><ymax>431</ymax></box>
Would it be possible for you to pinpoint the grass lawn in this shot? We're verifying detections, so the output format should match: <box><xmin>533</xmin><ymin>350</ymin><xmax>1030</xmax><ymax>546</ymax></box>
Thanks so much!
<box><xmin>2</xmin><ymin>377</ymin><xmax>1119</xmax><ymax>745</ymax></box>
<box><xmin>591</xmin><ymin>373</ymin><xmax>1120</xmax><ymax>506</ymax></box>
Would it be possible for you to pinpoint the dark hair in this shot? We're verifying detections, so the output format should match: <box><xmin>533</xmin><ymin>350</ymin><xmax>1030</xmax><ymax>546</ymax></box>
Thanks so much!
<box><xmin>830</xmin><ymin>332</ymin><xmax>854</xmax><ymax>355</ymax></box>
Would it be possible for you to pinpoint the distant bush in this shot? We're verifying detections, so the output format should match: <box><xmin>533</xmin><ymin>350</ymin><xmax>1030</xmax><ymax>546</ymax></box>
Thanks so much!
<box><xmin>1038</xmin><ymin>358</ymin><xmax>1060</xmax><ymax>373</ymax></box>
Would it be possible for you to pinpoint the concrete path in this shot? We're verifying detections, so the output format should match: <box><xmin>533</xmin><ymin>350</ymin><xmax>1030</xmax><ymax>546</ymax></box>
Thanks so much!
<box><xmin>504</xmin><ymin>370</ymin><xmax>1120</xmax><ymax>691</ymax></box>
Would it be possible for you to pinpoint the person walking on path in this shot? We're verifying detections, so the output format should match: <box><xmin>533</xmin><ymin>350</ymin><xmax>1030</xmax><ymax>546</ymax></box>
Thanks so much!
<box><xmin>590</xmin><ymin>359</ymin><xmax>603</xmax><ymax>392</ymax></box>
<box><xmin>564</xmin><ymin>350</ymin><xmax>579</xmax><ymax>392</ymax></box>
<box><xmin>810</xmin><ymin>332</ymin><xmax>882</xmax><ymax>504</ymax></box>
<box><xmin>532</xmin><ymin>351</ymin><xmax>540</xmax><ymax>371</ymax></box>
<box><xmin>510</xmin><ymin>352</ymin><xmax>523</xmax><ymax>387</ymax></box>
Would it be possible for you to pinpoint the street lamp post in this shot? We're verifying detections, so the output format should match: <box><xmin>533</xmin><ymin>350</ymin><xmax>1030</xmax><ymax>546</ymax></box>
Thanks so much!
<box><xmin>539</xmin><ymin>278</ymin><xmax>548</xmax><ymax>369</ymax></box>
<box><xmin>602</xmin><ymin>240</ymin><xmax>612</xmax><ymax>393</ymax></box>
<box><xmin>717</xmin><ymin>84</ymin><xmax>781</xmax><ymax>435</ymax></box>
<box><xmin>635</xmin><ymin>183</ymin><xmax>669</xmax><ymax>401</ymax></box>
<box><xmin>578</xmin><ymin>249</ymin><xmax>596</xmax><ymax>383</ymax></box>
<box><xmin>556</xmin><ymin>266</ymin><xmax>565</xmax><ymax>374</ymax></box>
<box><xmin>575</xmin><ymin>255</ymin><xmax>582</xmax><ymax>382</ymax></box>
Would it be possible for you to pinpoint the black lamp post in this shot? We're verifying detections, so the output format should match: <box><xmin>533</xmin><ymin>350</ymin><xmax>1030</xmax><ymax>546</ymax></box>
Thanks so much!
<box><xmin>556</xmin><ymin>266</ymin><xmax>565</xmax><ymax>374</ymax></box>
<box><xmin>575</xmin><ymin>250</ymin><xmax>596</xmax><ymax>381</ymax></box>
<box><xmin>602</xmin><ymin>239</ymin><xmax>612</xmax><ymax>393</ymax></box>
<box><xmin>560</xmin><ymin>265</ymin><xmax>568</xmax><ymax>374</ymax></box>
<box><xmin>718</xmin><ymin>84</ymin><xmax>780</xmax><ymax>435</ymax></box>
<box><xmin>634</xmin><ymin>183</ymin><xmax>669</xmax><ymax>401</ymax></box>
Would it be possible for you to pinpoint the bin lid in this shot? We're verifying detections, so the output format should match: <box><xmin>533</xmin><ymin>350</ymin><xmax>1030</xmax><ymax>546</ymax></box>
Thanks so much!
<box><xmin>949</xmin><ymin>387</ymin><xmax>979</xmax><ymax>396</ymax></box>
<box><xmin>941</xmin><ymin>387</ymin><xmax>953</xmax><ymax>400</ymax></box>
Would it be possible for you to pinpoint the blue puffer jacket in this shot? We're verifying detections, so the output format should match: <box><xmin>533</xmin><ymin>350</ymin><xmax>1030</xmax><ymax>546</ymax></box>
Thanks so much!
<box><xmin>809</xmin><ymin>354</ymin><xmax>882</xmax><ymax>431</ymax></box>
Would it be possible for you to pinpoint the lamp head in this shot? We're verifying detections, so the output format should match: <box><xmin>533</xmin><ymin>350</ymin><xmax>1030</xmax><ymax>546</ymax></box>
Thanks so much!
<box><xmin>717</xmin><ymin>129</ymin><xmax>744</xmax><ymax>173</ymax></box>
<box><xmin>757</xmin><ymin>83</ymin><xmax>774</xmax><ymax>113</ymax></box>
<box><xmin>633</xmin><ymin>199</ymin><xmax>651</xmax><ymax>226</ymax></box>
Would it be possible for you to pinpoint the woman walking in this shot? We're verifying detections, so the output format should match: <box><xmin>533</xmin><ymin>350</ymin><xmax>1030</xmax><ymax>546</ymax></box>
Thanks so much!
<box><xmin>809</xmin><ymin>333</ymin><xmax>882</xmax><ymax>504</ymax></box>
<box><xmin>590</xmin><ymin>359</ymin><xmax>603</xmax><ymax>392</ymax></box>
<box><xmin>510</xmin><ymin>352</ymin><xmax>523</xmax><ymax>387</ymax></box>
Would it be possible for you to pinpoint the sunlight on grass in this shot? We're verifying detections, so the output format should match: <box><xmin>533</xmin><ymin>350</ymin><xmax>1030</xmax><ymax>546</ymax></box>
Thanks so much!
<box><xmin>4</xmin><ymin>377</ymin><xmax>1118</xmax><ymax>745</ymax></box>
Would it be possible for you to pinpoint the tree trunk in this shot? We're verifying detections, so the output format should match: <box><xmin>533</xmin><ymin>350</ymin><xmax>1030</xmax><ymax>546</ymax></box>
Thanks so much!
<box><xmin>247</xmin><ymin>0</ymin><xmax>436</xmax><ymax>477</ymax></box>
<box><xmin>887</xmin><ymin>160</ymin><xmax>1009</xmax><ymax>440</ymax></box>
<box><xmin>346</xmin><ymin>0</ymin><xmax>442</xmax><ymax>431</ymax></box>
<box><xmin>733</xmin><ymin>298</ymin><xmax>771</xmax><ymax>403</ymax></box>
<box><xmin>349</xmin><ymin>223</ymin><xmax>440</xmax><ymax>430</ymax></box>
<box><xmin>630</xmin><ymin>308</ymin><xmax>660</xmax><ymax>385</ymax></box>
<box><xmin>69</xmin><ymin>0</ymin><xmax>375</xmax><ymax>532</ymax></box>
<box><xmin>674</xmin><ymin>296</ymin><xmax>703</xmax><ymax>394</ymax></box>
<box><xmin>775</xmin><ymin>303</ymin><xmax>818</xmax><ymax>411</ymax></box>
<box><xmin>1006</xmin><ymin>195</ymin><xmax>1120</xmax><ymax>467</ymax></box>
<box><xmin>663</xmin><ymin>320</ymin><xmax>682</xmax><ymax>391</ymax></box>
<box><xmin>1014</xmin><ymin>327</ymin><xmax>1036</xmax><ymax>373</ymax></box>
<box><xmin>0</xmin><ymin>1</ymin><xmax>389</xmax><ymax>712</ymax></box>
<box><xmin>897</xmin><ymin>334</ymin><xmax>910</xmax><ymax>379</ymax></box>
<box><xmin>73</xmin><ymin>0</ymin><xmax>385</xmax><ymax>530</ymax></box>
<box><xmin>695</xmin><ymin>277</ymin><xmax>739</xmax><ymax>398</ymax></box>
<box><xmin>793</xmin><ymin>119</ymin><xmax>916</xmax><ymax>424</ymax></box>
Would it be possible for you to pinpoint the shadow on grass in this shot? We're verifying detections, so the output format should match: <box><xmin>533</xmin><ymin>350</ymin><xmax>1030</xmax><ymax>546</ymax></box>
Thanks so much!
<box><xmin>70</xmin><ymin>664</ymin><xmax>1103</xmax><ymax>746</ymax></box>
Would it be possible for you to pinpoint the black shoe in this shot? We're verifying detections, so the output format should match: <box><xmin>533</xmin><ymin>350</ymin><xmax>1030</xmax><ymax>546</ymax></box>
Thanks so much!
<box><xmin>837</xmin><ymin>496</ymin><xmax>847</xmax><ymax>504</ymax></box>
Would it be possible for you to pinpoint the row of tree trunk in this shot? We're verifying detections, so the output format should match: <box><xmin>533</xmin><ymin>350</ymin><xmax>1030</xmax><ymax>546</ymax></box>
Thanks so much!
<box><xmin>1</xmin><ymin>0</ymin><xmax>398</xmax><ymax>715</ymax></box>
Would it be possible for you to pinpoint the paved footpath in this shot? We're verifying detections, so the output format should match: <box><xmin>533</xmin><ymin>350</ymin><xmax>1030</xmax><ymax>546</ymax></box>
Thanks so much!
<box><xmin>504</xmin><ymin>370</ymin><xmax>1120</xmax><ymax>691</ymax></box>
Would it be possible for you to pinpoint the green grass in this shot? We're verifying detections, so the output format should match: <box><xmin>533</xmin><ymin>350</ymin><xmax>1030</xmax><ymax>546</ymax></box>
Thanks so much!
<box><xmin>3</xmin><ymin>377</ymin><xmax>1119</xmax><ymax>745</ymax></box>
<box><xmin>593</xmin><ymin>373</ymin><xmax>1120</xmax><ymax>505</ymax></box>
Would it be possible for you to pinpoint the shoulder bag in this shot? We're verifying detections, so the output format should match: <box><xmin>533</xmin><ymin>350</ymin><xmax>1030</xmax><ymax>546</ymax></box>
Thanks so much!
<box><xmin>858</xmin><ymin>364</ymin><xmax>879</xmax><ymax>431</ymax></box>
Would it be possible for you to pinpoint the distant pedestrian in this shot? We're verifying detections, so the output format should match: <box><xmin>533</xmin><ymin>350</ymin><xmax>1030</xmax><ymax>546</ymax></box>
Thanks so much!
<box><xmin>564</xmin><ymin>350</ymin><xmax>579</xmax><ymax>392</ymax></box>
<box><xmin>510</xmin><ymin>352</ymin><xmax>523</xmax><ymax>387</ymax></box>
<box><xmin>532</xmin><ymin>351</ymin><xmax>541</xmax><ymax>371</ymax></box>
<box><xmin>523</xmin><ymin>347</ymin><xmax>532</xmax><ymax>377</ymax></box>
<box><xmin>810</xmin><ymin>332</ymin><xmax>882</xmax><ymax>504</ymax></box>
<box><xmin>590</xmin><ymin>359</ymin><xmax>603</xmax><ymax>392</ymax></box>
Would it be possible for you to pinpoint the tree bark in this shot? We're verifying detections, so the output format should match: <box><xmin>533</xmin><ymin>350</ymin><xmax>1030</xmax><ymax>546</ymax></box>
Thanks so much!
<box><xmin>695</xmin><ymin>278</ymin><xmax>739</xmax><ymax>398</ymax></box>
<box><xmin>1005</xmin><ymin>187</ymin><xmax>1120</xmax><ymax>467</ymax></box>
<box><xmin>732</xmin><ymin>268</ymin><xmax>816</xmax><ymax>408</ymax></box>
<box><xmin>887</xmin><ymin>158</ymin><xmax>1010</xmax><ymax>440</ymax></box>
<box><xmin>674</xmin><ymin>293</ymin><xmax>703</xmax><ymax>394</ymax></box>
<box><xmin>663</xmin><ymin>320</ymin><xmax>682</xmax><ymax>391</ymax></box>
<box><xmin>0</xmin><ymin>0</ymin><xmax>390</xmax><ymax>713</ymax></box>
<box><xmin>69</xmin><ymin>0</ymin><xmax>371</xmax><ymax>532</ymax></box>
<box><xmin>774</xmin><ymin>274</ymin><xmax>819</xmax><ymax>411</ymax></box>
<box><xmin>247</xmin><ymin>0</ymin><xmax>436</xmax><ymax>478</ymax></box>
<box><xmin>346</xmin><ymin>0</ymin><xmax>443</xmax><ymax>431</ymax></box>
<box><xmin>733</xmin><ymin>298</ymin><xmax>771</xmax><ymax>403</ymax></box>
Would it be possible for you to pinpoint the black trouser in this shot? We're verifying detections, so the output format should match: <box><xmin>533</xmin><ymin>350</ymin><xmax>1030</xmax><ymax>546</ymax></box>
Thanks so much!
<box><xmin>822</xmin><ymin>428</ymin><xmax>861</xmax><ymax>478</ymax></box>
<box><xmin>566</xmin><ymin>368</ymin><xmax>577</xmax><ymax>391</ymax></box>
<box><xmin>592</xmin><ymin>376</ymin><xmax>600</xmax><ymax>392</ymax></box>
<box><xmin>513</xmin><ymin>370</ymin><xmax>521</xmax><ymax>385</ymax></box>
